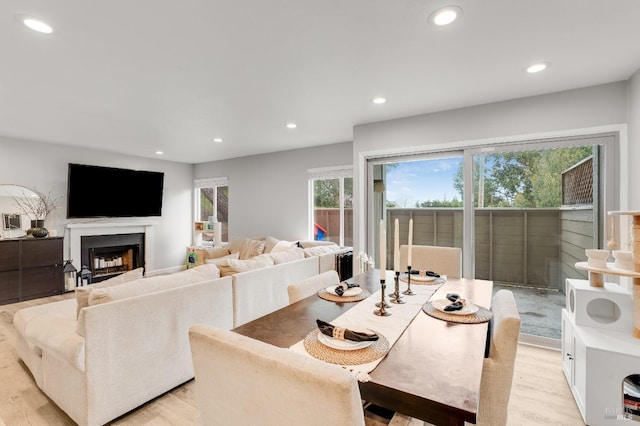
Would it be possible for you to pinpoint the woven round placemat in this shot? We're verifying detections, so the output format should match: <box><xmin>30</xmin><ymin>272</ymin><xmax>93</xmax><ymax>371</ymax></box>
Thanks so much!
<box><xmin>303</xmin><ymin>329</ymin><xmax>389</xmax><ymax>365</ymax></box>
<box><xmin>399</xmin><ymin>275</ymin><xmax>445</xmax><ymax>285</ymax></box>
<box><xmin>317</xmin><ymin>289</ymin><xmax>371</xmax><ymax>302</ymax></box>
<box><xmin>422</xmin><ymin>302</ymin><xmax>493</xmax><ymax>324</ymax></box>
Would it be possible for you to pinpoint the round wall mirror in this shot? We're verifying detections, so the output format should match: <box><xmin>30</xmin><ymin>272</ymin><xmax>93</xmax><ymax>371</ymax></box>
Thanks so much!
<box><xmin>0</xmin><ymin>184</ymin><xmax>40</xmax><ymax>238</ymax></box>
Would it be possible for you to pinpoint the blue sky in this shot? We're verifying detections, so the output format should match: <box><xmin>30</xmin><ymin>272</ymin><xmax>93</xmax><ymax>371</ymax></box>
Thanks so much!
<box><xmin>385</xmin><ymin>157</ymin><xmax>462</xmax><ymax>207</ymax></box>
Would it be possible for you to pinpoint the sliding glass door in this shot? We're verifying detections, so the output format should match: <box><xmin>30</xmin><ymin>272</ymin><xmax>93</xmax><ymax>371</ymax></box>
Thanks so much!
<box><xmin>369</xmin><ymin>153</ymin><xmax>464</xmax><ymax>274</ymax></box>
<box><xmin>367</xmin><ymin>133</ymin><xmax>618</xmax><ymax>343</ymax></box>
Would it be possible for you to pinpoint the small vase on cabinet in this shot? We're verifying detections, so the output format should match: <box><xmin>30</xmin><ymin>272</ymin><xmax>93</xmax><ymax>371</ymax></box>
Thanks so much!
<box><xmin>29</xmin><ymin>220</ymin><xmax>49</xmax><ymax>238</ymax></box>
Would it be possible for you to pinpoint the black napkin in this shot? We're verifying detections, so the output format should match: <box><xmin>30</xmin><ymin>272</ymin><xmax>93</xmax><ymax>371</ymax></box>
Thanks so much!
<box><xmin>316</xmin><ymin>319</ymin><xmax>379</xmax><ymax>342</ymax></box>
<box><xmin>444</xmin><ymin>301</ymin><xmax>464</xmax><ymax>311</ymax></box>
<box><xmin>440</xmin><ymin>293</ymin><xmax>463</xmax><ymax>311</ymax></box>
<box><xmin>334</xmin><ymin>281</ymin><xmax>360</xmax><ymax>296</ymax></box>
<box><xmin>408</xmin><ymin>270</ymin><xmax>440</xmax><ymax>277</ymax></box>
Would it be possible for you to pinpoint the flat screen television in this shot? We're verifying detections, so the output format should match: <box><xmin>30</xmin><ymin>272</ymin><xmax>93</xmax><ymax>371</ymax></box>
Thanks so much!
<box><xmin>67</xmin><ymin>163</ymin><xmax>164</xmax><ymax>218</ymax></box>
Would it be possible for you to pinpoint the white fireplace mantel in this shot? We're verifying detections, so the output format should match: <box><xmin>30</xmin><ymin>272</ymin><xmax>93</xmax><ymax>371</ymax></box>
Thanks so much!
<box><xmin>65</xmin><ymin>221</ymin><xmax>156</xmax><ymax>271</ymax></box>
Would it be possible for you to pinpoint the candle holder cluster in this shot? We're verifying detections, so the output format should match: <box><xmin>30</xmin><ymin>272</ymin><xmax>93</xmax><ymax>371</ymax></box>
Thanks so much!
<box><xmin>389</xmin><ymin>271</ymin><xmax>406</xmax><ymax>304</ymax></box>
<box><xmin>374</xmin><ymin>279</ymin><xmax>392</xmax><ymax>316</ymax></box>
<box><xmin>375</xmin><ymin>217</ymin><xmax>418</xmax><ymax>316</ymax></box>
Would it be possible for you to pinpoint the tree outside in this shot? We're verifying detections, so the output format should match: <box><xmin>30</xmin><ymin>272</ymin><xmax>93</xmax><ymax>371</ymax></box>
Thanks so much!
<box><xmin>450</xmin><ymin>146</ymin><xmax>592</xmax><ymax>208</ymax></box>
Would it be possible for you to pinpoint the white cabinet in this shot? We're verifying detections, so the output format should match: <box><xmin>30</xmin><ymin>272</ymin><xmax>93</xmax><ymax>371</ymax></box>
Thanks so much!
<box><xmin>561</xmin><ymin>311</ymin><xmax>573</xmax><ymax>383</ymax></box>
<box><xmin>562</xmin><ymin>279</ymin><xmax>640</xmax><ymax>425</ymax></box>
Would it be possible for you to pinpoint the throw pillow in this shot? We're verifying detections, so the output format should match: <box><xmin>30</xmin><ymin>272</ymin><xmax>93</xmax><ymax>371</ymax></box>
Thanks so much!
<box><xmin>205</xmin><ymin>251</ymin><xmax>239</xmax><ymax>265</ymax></box>
<box><xmin>270</xmin><ymin>240</ymin><xmax>296</xmax><ymax>253</ymax></box>
<box><xmin>217</xmin><ymin>254</ymin><xmax>274</xmax><ymax>277</ymax></box>
<box><xmin>238</xmin><ymin>239</ymin><xmax>266</xmax><ymax>260</ymax></box>
<box><xmin>204</xmin><ymin>246</ymin><xmax>231</xmax><ymax>259</ymax></box>
<box><xmin>302</xmin><ymin>244</ymin><xmax>341</xmax><ymax>257</ymax></box>
<box><xmin>227</xmin><ymin>238</ymin><xmax>246</xmax><ymax>254</ymax></box>
<box><xmin>269</xmin><ymin>247</ymin><xmax>305</xmax><ymax>264</ymax></box>
<box><xmin>263</xmin><ymin>236</ymin><xmax>281</xmax><ymax>253</ymax></box>
<box><xmin>75</xmin><ymin>267</ymin><xmax>144</xmax><ymax>318</ymax></box>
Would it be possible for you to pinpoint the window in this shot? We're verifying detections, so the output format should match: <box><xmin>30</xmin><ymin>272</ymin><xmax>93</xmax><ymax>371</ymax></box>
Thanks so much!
<box><xmin>309</xmin><ymin>166</ymin><xmax>352</xmax><ymax>247</ymax></box>
<box><xmin>194</xmin><ymin>178</ymin><xmax>229</xmax><ymax>243</ymax></box>
<box><xmin>366</xmin><ymin>133</ymin><xmax>618</xmax><ymax>345</ymax></box>
<box><xmin>370</xmin><ymin>154</ymin><xmax>464</xmax><ymax>276</ymax></box>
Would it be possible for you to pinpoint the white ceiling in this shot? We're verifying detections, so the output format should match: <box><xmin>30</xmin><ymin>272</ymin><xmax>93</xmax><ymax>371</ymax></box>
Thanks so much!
<box><xmin>2</xmin><ymin>1</ymin><xmax>640</xmax><ymax>164</ymax></box>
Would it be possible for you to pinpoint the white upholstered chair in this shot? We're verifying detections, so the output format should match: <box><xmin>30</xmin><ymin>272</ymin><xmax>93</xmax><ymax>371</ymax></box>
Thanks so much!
<box><xmin>399</xmin><ymin>245</ymin><xmax>462</xmax><ymax>278</ymax></box>
<box><xmin>287</xmin><ymin>269</ymin><xmax>340</xmax><ymax>304</ymax></box>
<box><xmin>474</xmin><ymin>289</ymin><xmax>521</xmax><ymax>426</ymax></box>
<box><xmin>389</xmin><ymin>289</ymin><xmax>521</xmax><ymax>426</ymax></box>
<box><xmin>188</xmin><ymin>324</ymin><xmax>370</xmax><ymax>426</ymax></box>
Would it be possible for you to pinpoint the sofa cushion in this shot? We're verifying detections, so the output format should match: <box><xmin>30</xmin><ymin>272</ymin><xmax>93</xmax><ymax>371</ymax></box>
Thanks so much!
<box><xmin>238</xmin><ymin>239</ymin><xmax>266</xmax><ymax>260</ymax></box>
<box><xmin>87</xmin><ymin>264</ymin><xmax>220</xmax><ymax>306</ymax></box>
<box><xmin>302</xmin><ymin>244</ymin><xmax>341</xmax><ymax>257</ymax></box>
<box><xmin>227</xmin><ymin>238</ymin><xmax>245</xmax><ymax>254</ymax></box>
<box><xmin>205</xmin><ymin>251</ymin><xmax>239</xmax><ymax>265</ymax></box>
<box><xmin>76</xmin><ymin>267</ymin><xmax>144</xmax><ymax>318</ymax></box>
<box><xmin>299</xmin><ymin>240</ymin><xmax>340</xmax><ymax>249</ymax></box>
<box><xmin>217</xmin><ymin>254</ymin><xmax>274</xmax><ymax>277</ymax></box>
<box><xmin>271</xmin><ymin>240</ymin><xmax>297</xmax><ymax>253</ymax></box>
<box><xmin>24</xmin><ymin>311</ymin><xmax>85</xmax><ymax>372</ymax></box>
<box><xmin>263</xmin><ymin>236</ymin><xmax>280</xmax><ymax>253</ymax></box>
<box><xmin>228</xmin><ymin>238</ymin><xmax>266</xmax><ymax>259</ymax></box>
<box><xmin>14</xmin><ymin>298</ymin><xmax>78</xmax><ymax>356</ymax></box>
<box><xmin>203</xmin><ymin>246</ymin><xmax>231</xmax><ymax>259</ymax></box>
<box><xmin>269</xmin><ymin>247</ymin><xmax>305</xmax><ymax>264</ymax></box>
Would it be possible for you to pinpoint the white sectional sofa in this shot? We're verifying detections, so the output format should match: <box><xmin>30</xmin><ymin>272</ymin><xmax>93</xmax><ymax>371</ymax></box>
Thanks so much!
<box><xmin>14</xmin><ymin>265</ymin><xmax>233</xmax><ymax>426</ymax></box>
<box><xmin>196</xmin><ymin>235</ymin><xmax>351</xmax><ymax>277</ymax></box>
<box><xmin>199</xmin><ymin>236</ymin><xmax>350</xmax><ymax>326</ymax></box>
<box><xmin>231</xmin><ymin>256</ymin><xmax>318</xmax><ymax>327</ymax></box>
<box><xmin>13</xmin><ymin>239</ymin><xmax>347</xmax><ymax>425</ymax></box>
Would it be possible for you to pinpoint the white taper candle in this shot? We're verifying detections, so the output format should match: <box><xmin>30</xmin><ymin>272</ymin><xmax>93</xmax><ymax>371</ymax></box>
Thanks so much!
<box><xmin>394</xmin><ymin>218</ymin><xmax>400</xmax><ymax>272</ymax></box>
<box><xmin>408</xmin><ymin>218</ymin><xmax>414</xmax><ymax>267</ymax></box>
<box><xmin>380</xmin><ymin>219</ymin><xmax>386</xmax><ymax>281</ymax></box>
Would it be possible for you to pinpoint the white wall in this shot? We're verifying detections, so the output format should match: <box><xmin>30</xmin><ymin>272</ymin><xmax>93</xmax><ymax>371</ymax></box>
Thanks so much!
<box><xmin>194</xmin><ymin>142</ymin><xmax>352</xmax><ymax>241</ymax></box>
<box><xmin>0</xmin><ymin>136</ymin><xmax>194</xmax><ymax>272</ymax></box>
<box><xmin>352</xmin><ymin>81</ymin><xmax>631</xmax><ymax>256</ymax></box>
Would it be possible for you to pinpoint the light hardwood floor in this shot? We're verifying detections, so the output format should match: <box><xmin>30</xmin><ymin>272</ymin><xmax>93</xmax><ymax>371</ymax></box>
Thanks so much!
<box><xmin>0</xmin><ymin>294</ymin><xmax>584</xmax><ymax>425</ymax></box>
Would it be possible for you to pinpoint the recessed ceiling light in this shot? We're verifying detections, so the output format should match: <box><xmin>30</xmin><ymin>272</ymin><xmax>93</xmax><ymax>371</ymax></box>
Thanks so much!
<box><xmin>17</xmin><ymin>15</ymin><xmax>54</xmax><ymax>34</ymax></box>
<box><xmin>428</xmin><ymin>6</ymin><xmax>463</xmax><ymax>26</ymax></box>
<box><xmin>286</xmin><ymin>123</ymin><xmax>297</xmax><ymax>129</ymax></box>
<box><xmin>371</xmin><ymin>97</ymin><xmax>387</xmax><ymax>105</ymax></box>
<box><xmin>213</xmin><ymin>138</ymin><xmax>223</xmax><ymax>143</ymax></box>
<box><xmin>525</xmin><ymin>62</ymin><xmax>551</xmax><ymax>74</ymax></box>
<box><xmin>155</xmin><ymin>151</ymin><xmax>164</xmax><ymax>155</ymax></box>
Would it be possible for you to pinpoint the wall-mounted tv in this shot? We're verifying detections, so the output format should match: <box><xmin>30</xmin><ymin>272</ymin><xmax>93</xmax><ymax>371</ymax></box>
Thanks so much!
<box><xmin>67</xmin><ymin>163</ymin><xmax>164</xmax><ymax>218</ymax></box>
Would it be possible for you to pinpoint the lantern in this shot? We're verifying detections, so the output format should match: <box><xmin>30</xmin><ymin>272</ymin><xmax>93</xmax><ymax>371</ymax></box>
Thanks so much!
<box><xmin>77</xmin><ymin>265</ymin><xmax>92</xmax><ymax>287</ymax></box>
<box><xmin>63</xmin><ymin>260</ymin><xmax>77</xmax><ymax>291</ymax></box>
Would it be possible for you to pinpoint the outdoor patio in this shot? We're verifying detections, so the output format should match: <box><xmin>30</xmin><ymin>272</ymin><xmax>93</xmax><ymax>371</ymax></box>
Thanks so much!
<box><xmin>494</xmin><ymin>282</ymin><xmax>565</xmax><ymax>342</ymax></box>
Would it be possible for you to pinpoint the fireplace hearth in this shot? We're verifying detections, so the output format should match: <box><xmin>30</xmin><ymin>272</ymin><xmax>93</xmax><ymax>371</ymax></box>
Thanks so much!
<box><xmin>81</xmin><ymin>233</ymin><xmax>145</xmax><ymax>282</ymax></box>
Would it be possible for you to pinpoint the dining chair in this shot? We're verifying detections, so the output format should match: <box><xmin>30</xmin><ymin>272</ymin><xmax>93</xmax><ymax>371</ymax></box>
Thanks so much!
<box><xmin>474</xmin><ymin>289</ymin><xmax>521</xmax><ymax>426</ymax></box>
<box><xmin>188</xmin><ymin>324</ymin><xmax>371</xmax><ymax>426</ymax></box>
<box><xmin>399</xmin><ymin>245</ymin><xmax>462</xmax><ymax>278</ymax></box>
<box><xmin>287</xmin><ymin>269</ymin><xmax>340</xmax><ymax>304</ymax></box>
<box><xmin>388</xmin><ymin>289</ymin><xmax>521</xmax><ymax>426</ymax></box>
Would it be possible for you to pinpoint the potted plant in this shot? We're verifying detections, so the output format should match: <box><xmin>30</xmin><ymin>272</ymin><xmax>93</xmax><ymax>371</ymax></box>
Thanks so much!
<box><xmin>12</xmin><ymin>187</ymin><xmax>59</xmax><ymax>238</ymax></box>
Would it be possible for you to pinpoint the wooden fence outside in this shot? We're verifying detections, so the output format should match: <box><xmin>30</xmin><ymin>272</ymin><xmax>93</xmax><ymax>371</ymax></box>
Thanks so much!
<box><xmin>314</xmin><ymin>206</ymin><xmax>595</xmax><ymax>291</ymax></box>
<box><xmin>384</xmin><ymin>207</ymin><xmax>594</xmax><ymax>291</ymax></box>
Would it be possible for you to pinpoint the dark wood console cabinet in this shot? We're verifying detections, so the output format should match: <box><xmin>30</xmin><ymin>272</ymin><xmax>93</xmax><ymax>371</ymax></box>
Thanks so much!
<box><xmin>0</xmin><ymin>237</ymin><xmax>64</xmax><ymax>305</ymax></box>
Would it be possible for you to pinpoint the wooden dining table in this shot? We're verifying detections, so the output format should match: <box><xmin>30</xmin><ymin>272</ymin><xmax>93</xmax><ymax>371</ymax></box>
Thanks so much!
<box><xmin>232</xmin><ymin>269</ymin><xmax>493</xmax><ymax>426</ymax></box>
